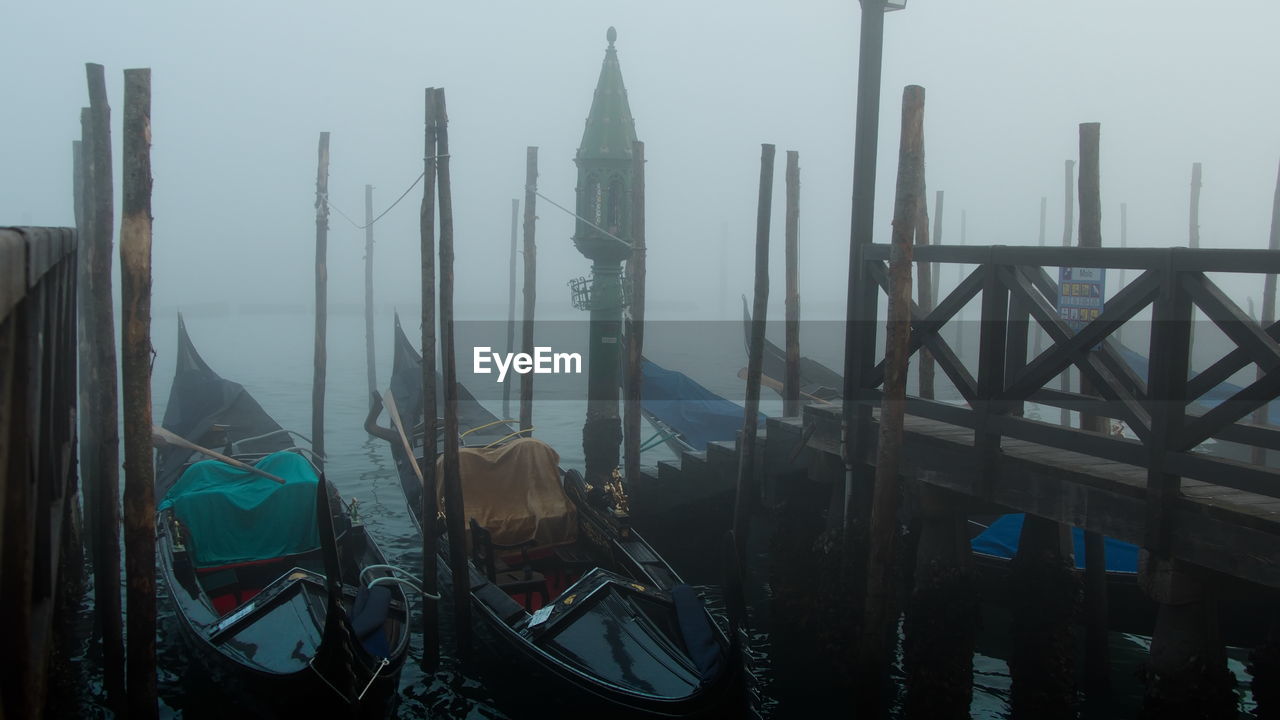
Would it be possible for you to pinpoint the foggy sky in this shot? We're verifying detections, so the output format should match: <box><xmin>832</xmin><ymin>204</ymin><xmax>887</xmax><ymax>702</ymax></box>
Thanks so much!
<box><xmin>3</xmin><ymin>1</ymin><xmax>1280</xmax><ymax>324</ymax></box>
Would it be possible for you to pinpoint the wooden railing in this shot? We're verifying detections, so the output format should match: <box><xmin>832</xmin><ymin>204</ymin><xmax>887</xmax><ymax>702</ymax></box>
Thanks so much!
<box><xmin>0</xmin><ymin>226</ymin><xmax>78</xmax><ymax>718</ymax></box>
<box><xmin>846</xmin><ymin>244</ymin><xmax>1280</xmax><ymax>549</ymax></box>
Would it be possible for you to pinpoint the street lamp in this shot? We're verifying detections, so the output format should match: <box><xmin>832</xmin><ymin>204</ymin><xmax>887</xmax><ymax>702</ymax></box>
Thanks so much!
<box><xmin>884</xmin><ymin>0</ymin><xmax>908</xmax><ymax>10</ymax></box>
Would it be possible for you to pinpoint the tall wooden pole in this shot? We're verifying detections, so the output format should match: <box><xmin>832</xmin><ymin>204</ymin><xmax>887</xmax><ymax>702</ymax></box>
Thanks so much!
<box><xmin>85</xmin><ymin>63</ymin><xmax>125</xmax><ymax>712</ymax></box>
<box><xmin>956</xmin><ymin>209</ymin><xmax>966</xmax><ymax>361</ymax></box>
<box><xmin>504</xmin><ymin>198</ymin><xmax>519</xmax><ymax>420</ymax></box>
<box><xmin>1060</xmin><ymin>159</ymin><xmax>1076</xmax><ymax>427</ymax></box>
<box><xmin>734</xmin><ymin>143</ymin><xmax>775</xmax><ymax>566</ymax></box>
<box><xmin>1077</xmin><ymin>122</ymin><xmax>1111</xmax><ymax>692</ymax></box>
<box><xmin>1189</xmin><ymin>162</ymin><xmax>1202</xmax><ymax>249</ymax></box>
<box><xmin>1119</xmin><ymin>202</ymin><xmax>1128</xmax><ymax>288</ymax></box>
<box><xmin>1035</xmin><ymin>196</ymin><xmax>1047</xmax><ymax>356</ymax></box>
<box><xmin>70</xmin><ymin>134</ymin><xmax>88</xmax><ymax>579</ymax></box>
<box><xmin>624</xmin><ymin>141</ymin><xmax>647</xmax><ymax>486</ymax></box>
<box><xmin>313</xmin><ymin>132</ymin><xmax>330</xmax><ymax>469</ymax></box>
<box><xmin>1254</xmin><ymin>160</ymin><xmax>1280</xmax><ymax>466</ymax></box>
<box><xmin>519</xmin><ymin>147</ymin><xmax>538</xmax><ymax>433</ymax></box>
<box><xmin>858</xmin><ymin>85</ymin><xmax>925</xmax><ymax>690</ymax></box>
<box><xmin>719</xmin><ymin>222</ymin><xmax>729</xmax><ymax>319</ymax></box>
<box><xmin>120</xmin><ymin>67</ymin><xmax>157</xmax><ymax>719</ymax></box>
<box><xmin>365</xmin><ymin>184</ymin><xmax>377</xmax><ymax>406</ymax></box>
<box><xmin>931</xmin><ymin>190</ymin><xmax>943</xmax><ymax>319</ymax></box>
<box><xmin>419</xmin><ymin>88</ymin><xmax>440</xmax><ymax>667</ymax></box>
<box><xmin>434</xmin><ymin>88</ymin><xmax>471</xmax><ymax>660</ymax></box>
<box><xmin>75</xmin><ymin>110</ymin><xmax>95</xmax><ymax>564</ymax></box>
<box><xmin>1189</xmin><ymin>163</ymin><xmax>1203</xmax><ymax>356</ymax></box>
<box><xmin>784</xmin><ymin>150</ymin><xmax>801</xmax><ymax>416</ymax></box>
<box><xmin>915</xmin><ymin>177</ymin><xmax>934</xmax><ymax>401</ymax></box>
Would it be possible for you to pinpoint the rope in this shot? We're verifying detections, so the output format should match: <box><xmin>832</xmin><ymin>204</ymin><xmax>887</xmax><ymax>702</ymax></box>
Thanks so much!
<box><xmin>483</xmin><ymin>425</ymin><xmax>535</xmax><ymax>448</ymax></box>
<box><xmin>359</xmin><ymin>564</ymin><xmax>439</xmax><ymax>600</ymax></box>
<box><xmin>638</xmin><ymin>428</ymin><xmax>675</xmax><ymax>452</ymax></box>
<box><xmin>534</xmin><ymin>191</ymin><xmax>632</xmax><ymax>249</ymax></box>
<box><xmin>459</xmin><ymin>418</ymin><xmax>519</xmax><ymax>439</ymax></box>
<box><xmin>326</xmin><ymin>170</ymin><xmax>427</xmax><ymax>231</ymax></box>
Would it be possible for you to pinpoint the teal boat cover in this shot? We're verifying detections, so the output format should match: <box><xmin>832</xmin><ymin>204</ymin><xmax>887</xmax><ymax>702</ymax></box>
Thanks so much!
<box><xmin>159</xmin><ymin>451</ymin><xmax>320</xmax><ymax>569</ymax></box>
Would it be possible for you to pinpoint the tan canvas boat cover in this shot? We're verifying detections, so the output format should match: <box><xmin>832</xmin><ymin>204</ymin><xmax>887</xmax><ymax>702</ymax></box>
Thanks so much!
<box><xmin>434</xmin><ymin>437</ymin><xmax>578</xmax><ymax>549</ymax></box>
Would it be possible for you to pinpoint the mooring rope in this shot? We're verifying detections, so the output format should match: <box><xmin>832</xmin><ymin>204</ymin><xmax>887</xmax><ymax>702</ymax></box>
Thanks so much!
<box><xmin>533</xmin><ymin>190</ymin><xmax>632</xmax><ymax>249</ymax></box>
<box><xmin>325</xmin><ymin>169</ymin><xmax>427</xmax><ymax>231</ymax></box>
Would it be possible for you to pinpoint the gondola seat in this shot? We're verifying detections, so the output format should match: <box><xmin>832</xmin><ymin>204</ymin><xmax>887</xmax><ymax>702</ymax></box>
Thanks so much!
<box><xmin>471</xmin><ymin>519</ymin><xmax>548</xmax><ymax>611</ymax></box>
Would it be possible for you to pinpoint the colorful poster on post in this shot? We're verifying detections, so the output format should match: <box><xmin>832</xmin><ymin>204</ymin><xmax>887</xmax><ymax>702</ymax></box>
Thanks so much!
<box><xmin>1058</xmin><ymin>267</ymin><xmax>1105</xmax><ymax>333</ymax></box>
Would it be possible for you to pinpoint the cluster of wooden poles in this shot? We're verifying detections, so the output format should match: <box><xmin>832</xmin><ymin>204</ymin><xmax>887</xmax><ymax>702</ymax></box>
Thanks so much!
<box><xmin>73</xmin><ymin>63</ymin><xmax>157</xmax><ymax>719</ymax></box>
<box><xmin>764</xmin><ymin>82</ymin><xmax>1280</xmax><ymax>718</ymax></box>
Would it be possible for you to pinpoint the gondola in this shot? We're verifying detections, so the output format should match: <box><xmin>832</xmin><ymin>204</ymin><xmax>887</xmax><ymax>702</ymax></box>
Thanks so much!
<box><xmin>631</xmin><ymin>356</ymin><xmax>762</xmax><ymax>457</ymax></box>
<box><xmin>155</xmin><ymin>317</ymin><xmax>410</xmax><ymax>716</ymax></box>
<box><xmin>740</xmin><ymin>296</ymin><xmax>842</xmax><ymax>403</ymax></box>
<box><xmin>367</xmin><ymin>316</ymin><xmax>740</xmax><ymax>718</ymax></box>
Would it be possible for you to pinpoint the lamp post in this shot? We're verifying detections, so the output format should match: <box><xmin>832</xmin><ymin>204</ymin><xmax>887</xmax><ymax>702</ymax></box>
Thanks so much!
<box><xmin>573</xmin><ymin>27</ymin><xmax>639</xmax><ymax>493</ymax></box>
<box><xmin>841</xmin><ymin>0</ymin><xmax>906</xmax><ymax>540</ymax></box>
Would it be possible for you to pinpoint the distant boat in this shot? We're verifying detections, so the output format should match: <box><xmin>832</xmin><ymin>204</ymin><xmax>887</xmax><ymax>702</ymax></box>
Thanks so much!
<box><xmin>155</xmin><ymin>317</ymin><xmax>409</xmax><ymax>715</ymax></box>
<box><xmin>635</xmin><ymin>356</ymin><xmax>762</xmax><ymax>455</ymax></box>
<box><xmin>740</xmin><ymin>297</ymin><xmax>842</xmax><ymax>403</ymax></box>
<box><xmin>368</xmin><ymin>316</ymin><xmax>742</xmax><ymax>717</ymax></box>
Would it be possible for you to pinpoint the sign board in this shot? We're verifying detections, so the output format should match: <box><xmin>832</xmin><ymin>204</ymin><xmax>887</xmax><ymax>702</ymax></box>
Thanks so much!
<box><xmin>1058</xmin><ymin>267</ymin><xmax>1105</xmax><ymax>333</ymax></box>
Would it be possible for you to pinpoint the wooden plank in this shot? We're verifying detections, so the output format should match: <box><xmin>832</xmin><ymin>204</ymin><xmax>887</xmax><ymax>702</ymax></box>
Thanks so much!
<box><xmin>0</xmin><ymin>229</ymin><xmax>26</xmax><ymax>320</ymax></box>
<box><xmin>1182</xmin><ymin>272</ymin><xmax>1280</xmax><ymax>371</ymax></box>
<box><xmin>891</xmin><ymin>244</ymin><xmax>1280</xmax><ymax>275</ymax></box>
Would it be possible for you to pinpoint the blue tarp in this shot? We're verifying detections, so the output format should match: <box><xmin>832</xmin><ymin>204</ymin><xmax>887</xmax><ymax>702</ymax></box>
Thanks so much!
<box><xmin>1115</xmin><ymin>343</ymin><xmax>1280</xmax><ymax>425</ymax></box>
<box><xmin>641</xmin><ymin>358</ymin><xmax>763</xmax><ymax>451</ymax></box>
<box><xmin>159</xmin><ymin>451</ymin><xmax>320</xmax><ymax>569</ymax></box>
<box><xmin>971</xmin><ymin>514</ymin><xmax>1139</xmax><ymax>573</ymax></box>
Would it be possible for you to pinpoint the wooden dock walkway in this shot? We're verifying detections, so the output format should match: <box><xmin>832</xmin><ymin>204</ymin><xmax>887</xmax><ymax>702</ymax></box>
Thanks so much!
<box><xmin>634</xmin><ymin>244</ymin><xmax>1280</xmax><ymax>595</ymax></box>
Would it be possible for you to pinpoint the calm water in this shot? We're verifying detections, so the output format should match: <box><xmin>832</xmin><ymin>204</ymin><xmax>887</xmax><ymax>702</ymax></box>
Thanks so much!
<box><xmin>63</xmin><ymin>311</ymin><xmax>1258</xmax><ymax>718</ymax></box>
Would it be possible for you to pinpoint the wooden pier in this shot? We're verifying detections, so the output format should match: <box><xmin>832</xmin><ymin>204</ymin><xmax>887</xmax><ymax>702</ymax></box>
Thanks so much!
<box><xmin>630</xmin><ymin>242</ymin><xmax>1280</xmax><ymax>715</ymax></box>
<box><xmin>0</xmin><ymin>227</ymin><xmax>80</xmax><ymax>719</ymax></box>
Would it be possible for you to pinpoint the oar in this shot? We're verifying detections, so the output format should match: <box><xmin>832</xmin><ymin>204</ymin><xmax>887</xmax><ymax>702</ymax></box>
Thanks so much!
<box><xmin>381</xmin><ymin>391</ymin><xmax>425</xmax><ymax>487</ymax></box>
<box><xmin>151</xmin><ymin>425</ymin><xmax>286</xmax><ymax>484</ymax></box>
<box><xmin>736</xmin><ymin>367</ymin><xmax>831</xmax><ymax>404</ymax></box>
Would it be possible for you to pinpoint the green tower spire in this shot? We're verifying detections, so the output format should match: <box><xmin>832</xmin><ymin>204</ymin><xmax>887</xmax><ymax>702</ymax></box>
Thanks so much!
<box><xmin>574</xmin><ymin>27</ymin><xmax>638</xmax><ymax>490</ymax></box>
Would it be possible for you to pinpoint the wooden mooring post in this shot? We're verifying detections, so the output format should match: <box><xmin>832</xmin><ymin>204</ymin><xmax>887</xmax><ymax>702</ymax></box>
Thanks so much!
<box><xmin>915</xmin><ymin>174</ymin><xmax>934</xmax><ymax>401</ymax></box>
<box><xmin>733</xmin><ymin>143</ymin><xmax>774</xmax><ymax>567</ymax></box>
<box><xmin>365</xmin><ymin>184</ymin><xmax>377</xmax><ymax>407</ymax></box>
<box><xmin>1035</xmin><ymin>196</ymin><xmax>1047</xmax><ymax>356</ymax></box>
<box><xmin>504</xmin><ymin>197</ymin><xmax>518</xmax><ymax>420</ymax></box>
<box><xmin>1190</xmin><ymin>162</ymin><xmax>1202</xmax><ymax>249</ymax></box>
<box><xmin>84</xmin><ymin>62</ymin><xmax>126</xmax><ymax>712</ymax></box>
<box><xmin>1059</xmin><ymin>159</ymin><xmax>1075</xmax><ymax>427</ymax></box>
<box><xmin>120</xmin><ymin>67</ymin><xmax>157</xmax><ymax>719</ymax></box>
<box><xmin>624</xmin><ymin>141</ymin><xmax>646</xmax><ymax>486</ymax></box>
<box><xmin>1252</xmin><ymin>160</ymin><xmax>1280</xmax><ymax>467</ymax></box>
<box><xmin>419</xmin><ymin>87</ymin><xmax>441</xmax><ymax>667</ymax></box>
<box><xmin>856</xmin><ymin>85</ymin><xmax>924</xmax><ymax>701</ymax></box>
<box><xmin>903</xmin><ymin>486</ymin><xmax>978</xmax><ymax>719</ymax></box>
<box><xmin>519</xmin><ymin>147</ymin><xmax>538</xmax><ymax>434</ymax></box>
<box><xmin>1076</xmin><ymin>122</ymin><xmax>1111</xmax><ymax>693</ymax></box>
<box><xmin>74</xmin><ymin>114</ymin><xmax>93</xmax><ymax>564</ymax></box>
<box><xmin>434</xmin><ymin>88</ymin><xmax>472</xmax><ymax>660</ymax></box>
<box><xmin>955</xmin><ymin>209</ymin><xmax>966</xmax><ymax>362</ymax></box>
<box><xmin>931</xmin><ymin>190</ymin><xmax>942</xmax><ymax>316</ymax></box>
<box><xmin>783</xmin><ymin>150</ymin><xmax>800</xmax><ymax>417</ymax></box>
<box><xmin>313</xmin><ymin>132</ymin><xmax>330</xmax><ymax>469</ymax></box>
<box><xmin>1006</xmin><ymin>142</ymin><xmax>1087</xmax><ymax>720</ymax></box>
